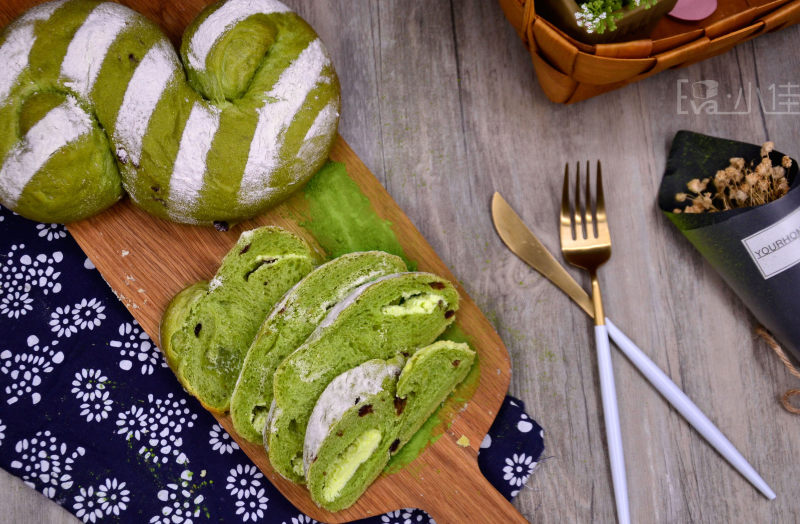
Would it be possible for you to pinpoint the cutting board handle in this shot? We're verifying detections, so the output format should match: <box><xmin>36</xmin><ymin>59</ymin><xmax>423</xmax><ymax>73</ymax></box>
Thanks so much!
<box><xmin>414</xmin><ymin>452</ymin><xmax>529</xmax><ymax>524</ymax></box>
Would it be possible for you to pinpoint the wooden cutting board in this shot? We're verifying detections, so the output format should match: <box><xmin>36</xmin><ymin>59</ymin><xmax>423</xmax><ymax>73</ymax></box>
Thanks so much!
<box><xmin>0</xmin><ymin>2</ymin><xmax>527</xmax><ymax>523</ymax></box>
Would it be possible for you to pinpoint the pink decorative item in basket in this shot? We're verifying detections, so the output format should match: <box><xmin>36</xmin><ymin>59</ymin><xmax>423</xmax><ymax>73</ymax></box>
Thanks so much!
<box><xmin>669</xmin><ymin>0</ymin><xmax>717</xmax><ymax>21</ymax></box>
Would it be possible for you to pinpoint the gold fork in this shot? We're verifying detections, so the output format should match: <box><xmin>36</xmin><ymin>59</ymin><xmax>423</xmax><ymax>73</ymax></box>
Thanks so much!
<box><xmin>560</xmin><ymin>161</ymin><xmax>629</xmax><ymax>524</ymax></box>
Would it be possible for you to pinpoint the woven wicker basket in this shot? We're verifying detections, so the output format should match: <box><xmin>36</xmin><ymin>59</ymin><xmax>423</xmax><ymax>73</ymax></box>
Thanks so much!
<box><xmin>499</xmin><ymin>0</ymin><xmax>800</xmax><ymax>103</ymax></box>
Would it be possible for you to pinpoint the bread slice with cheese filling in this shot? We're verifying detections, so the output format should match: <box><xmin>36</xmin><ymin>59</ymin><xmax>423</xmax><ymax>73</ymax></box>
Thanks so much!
<box><xmin>304</xmin><ymin>341</ymin><xmax>475</xmax><ymax>511</ymax></box>
<box><xmin>230</xmin><ymin>251</ymin><xmax>406</xmax><ymax>443</ymax></box>
<box><xmin>267</xmin><ymin>272</ymin><xmax>459</xmax><ymax>483</ymax></box>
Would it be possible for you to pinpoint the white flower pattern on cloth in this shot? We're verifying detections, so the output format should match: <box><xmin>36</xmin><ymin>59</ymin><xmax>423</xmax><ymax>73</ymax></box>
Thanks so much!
<box><xmin>21</xmin><ymin>251</ymin><xmax>63</xmax><ymax>295</ymax></box>
<box><xmin>50</xmin><ymin>304</ymin><xmax>79</xmax><ymax>338</ymax></box>
<box><xmin>72</xmin><ymin>298</ymin><xmax>106</xmax><ymax>330</ymax></box>
<box><xmin>0</xmin><ymin>289</ymin><xmax>33</xmax><ymax>319</ymax></box>
<box><xmin>1</xmin><ymin>245</ymin><xmax>34</xmax><ymax>319</ymax></box>
<box><xmin>115</xmin><ymin>393</ymin><xmax>196</xmax><ymax>464</ymax></box>
<box><xmin>0</xmin><ymin>418</ymin><xmax>6</xmax><ymax>447</ymax></box>
<box><xmin>109</xmin><ymin>321</ymin><xmax>165</xmax><ymax>374</ymax></box>
<box><xmin>209</xmin><ymin>423</ymin><xmax>240</xmax><ymax>454</ymax></box>
<box><xmin>1</xmin><ymin>335</ymin><xmax>64</xmax><ymax>405</ymax></box>
<box><xmin>150</xmin><ymin>470</ymin><xmax>205</xmax><ymax>524</ymax></box>
<box><xmin>282</xmin><ymin>514</ymin><xmax>317</xmax><ymax>524</ymax></box>
<box><xmin>380</xmin><ymin>509</ymin><xmax>435</xmax><ymax>524</ymax></box>
<box><xmin>1</xmin><ymin>244</ymin><xmax>64</xmax><ymax>317</ymax></box>
<box><xmin>10</xmin><ymin>430</ymin><xmax>85</xmax><ymax>498</ymax></box>
<box><xmin>116</xmin><ymin>405</ymin><xmax>148</xmax><ymax>441</ymax></box>
<box><xmin>73</xmin><ymin>485</ymin><xmax>104</xmax><ymax>523</ymax></box>
<box><xmin>401</xmin><ymin>509</ymin><xmax>434</xmax><ymax>523</ymax></box>
<box><xmin>235</xmin><ymin>493</ymin><xmax>269</xmax><ymax>522</ymax></box>
<box><xmin>79</xmin><ymin>389</ymin><xmax>113</xmax><ymax>423</ymax></box>
<box><xmin>0</xmin><ymin>245</ymin><xmax>35</xmax><ymax>318</ymax></box>
<box><xmin>227</xmin><ymin>464</ymin><xmax>269</xmax><ymax>521</ymax></box>
<box><xmin>517</xmin><ymin>412</ymin><xmax>534</xmax><ymax>433</ymax></box>
<box><xmin>71</xmin><ymin>368</ymin><xmax>108</xmax><ymax>402</ymax></box>
<box><xmin>227</xmin><ymin>463</ymin><xmax>264</xmax><ymax>499</ymax></box>
<box><xmin>503</xmin><ymin>453</ymin><xmax>536</xmax><ymax>488</ymax></box>
<box><xmin>35</xmin><ymin>223</ymin><xmax>67</xmax><ymax>241</ymax></box>
<box><xmin>0</xmin><ymin>245</ymin><xmax>29</xmax><ymax>289</ymax></box>
<box><xmin>97</xmin><ymin>477</ymin><xmax>130</xmax><ymax>517</ymax></box>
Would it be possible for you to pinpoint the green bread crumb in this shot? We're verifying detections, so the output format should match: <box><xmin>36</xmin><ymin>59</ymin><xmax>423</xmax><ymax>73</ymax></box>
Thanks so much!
<box><xmin>456</xmin><ymin>435</ymin><xmax>470</xmax><ymax>447</ymax></box>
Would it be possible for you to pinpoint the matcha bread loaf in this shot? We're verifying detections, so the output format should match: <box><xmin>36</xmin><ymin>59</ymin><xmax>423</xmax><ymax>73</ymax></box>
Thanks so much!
<box><xmin>267</xmin><ymin>272</ymin><xmax>459</xmax><ymax>483</ymax></box>
<box><xmin>230</xmin><ymin>251</ymin><xmax>407</xmax><ymax>443</ymax></box>
<box><xmin>0</xmin><ymin>0</ymin><xmax>339</xmax><ymax>224</ymax></box>
<box><xmin>160</xmin><ymin>226</ymin><xmax>314</xmax><ymax>412</ymax></box>
<box><xmin>304</xmin><ymin>341</ymin><xmax>475</xmax><ymax>511</ymax></box>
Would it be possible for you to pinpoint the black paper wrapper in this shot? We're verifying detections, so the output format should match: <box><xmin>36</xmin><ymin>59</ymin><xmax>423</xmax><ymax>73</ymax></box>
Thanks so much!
<box><xmin>658</xmin><ymin>130</ymin><xmax>800</xmax><ymax>360</ymax></box>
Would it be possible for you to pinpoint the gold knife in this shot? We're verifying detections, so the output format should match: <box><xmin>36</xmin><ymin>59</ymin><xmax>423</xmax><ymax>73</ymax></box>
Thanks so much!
<box><xmin>490</xmin><ymin>191</ymin><xmax>777</xmax><ymax>500</ymax></box>
<box><xmin>491</xmin><ymin>192</ymin><xmax>595</xmax><ymax>318</ymax></box>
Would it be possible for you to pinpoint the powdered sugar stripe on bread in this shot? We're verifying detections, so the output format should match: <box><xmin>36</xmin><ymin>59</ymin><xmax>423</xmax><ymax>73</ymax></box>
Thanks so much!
<box><xmin>240</xmin><ymin>38</ymin><xmax>330</xmax><ymax>207</ymax></box>
<box><xmin>168</xmin><ymin>103</ymin><xmax>222</xmax><ymax>221</ymax></box>
<box><xmin>0</xmin><ymin>97</ymin><xmax>92</xmax><ymax>206</ymax></box>
<box><xmin>60</xmin><ymin>3</ymin><xmax>136</xmax><ymax>99</ymax></box>
<box><xmin>303</xmin><ymin>360</ymin><xmax>402</xmax><ymax>473</ymax></box>
<box><xmin>19</xmin><ymin>0</ymin><xmax>68</xmax><ymax>22</ymax></box>
<box><xmin>113</xmin><ymin>40</ymin><xmax>179</xmax><ymax>167</ymax></box>
<box><xmin>297</xmin><ymin>100</ymin><xmax>340</xmax><ymax>163</ymax></box>
<box><xmin>0</xmin><ymin>25</ymin><xmax>37</xmax><ymax>104</ymax></box>
<box><xmin>0</xmin><ymin>1</ymin><xmax>67</xmax><ymax>103</ymax></box>
<box><xmin>188</xmin><ymin>0</ymin><xmax>291</xmax><ymax>70</ymax></box>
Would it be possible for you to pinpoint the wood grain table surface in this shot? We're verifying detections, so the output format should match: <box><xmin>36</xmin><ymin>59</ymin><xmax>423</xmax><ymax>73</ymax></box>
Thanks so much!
<box><xmin>3</xmin><ymin>1</ymin><xmax>800</xmax><ymax>522</ymax></box>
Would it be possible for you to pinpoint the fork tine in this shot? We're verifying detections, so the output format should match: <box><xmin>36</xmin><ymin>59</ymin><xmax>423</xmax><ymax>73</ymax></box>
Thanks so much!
<box><xmin>561</xmin><ymin>163</ymin><xmax>573</xmax><ymax>240</ymax></box>
<box><xmin>585</xmin><ymin>160</ymin><xmax>594</xmax><ymax>238</ymax></box>
<box><xmin>575</xmin><ymin>161</ymin><xmax>583</xmax><ymax>239</ymax></box>
<box><xmin>596</xmin><ymin>160</ymin><xmax>607</xmax><ymax>232</ymax></box>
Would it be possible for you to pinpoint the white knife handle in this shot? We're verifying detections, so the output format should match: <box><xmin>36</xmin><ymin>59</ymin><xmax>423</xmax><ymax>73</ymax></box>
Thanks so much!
<box><xmin>596</xmin><ymin>324</ymin><xmax>630</xmax><ymax>524</ymax></box>
<box><xmin>605</xmin><ymin>318</ymin><xmax>776</xmax><ymax>501</ymax></box>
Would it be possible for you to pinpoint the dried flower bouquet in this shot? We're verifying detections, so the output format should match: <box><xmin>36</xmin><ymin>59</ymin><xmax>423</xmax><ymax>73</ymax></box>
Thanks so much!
<box><xmin>674</xmin><ymin>142</ymin><xmax>793</xmax><ymax>213</ymax></box>
<box><xmin>659</xmin><ymin>131</ymin><xmax>800</xmax><ymax>362</ymax></box>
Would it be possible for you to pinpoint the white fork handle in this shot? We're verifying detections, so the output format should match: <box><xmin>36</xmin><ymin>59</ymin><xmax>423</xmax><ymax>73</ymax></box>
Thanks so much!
<box><xmin>596</xmin><ymin>324</ymin><xmax>630</xmax><ymax>524</ymax></box>
<box><xmin>605</xmin><ymin>318</ymin><xmax>776</xmax><ymax>500</ymax></box>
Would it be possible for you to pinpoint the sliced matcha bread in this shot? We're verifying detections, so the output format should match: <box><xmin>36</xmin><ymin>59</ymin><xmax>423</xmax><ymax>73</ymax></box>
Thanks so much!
<box><xmin>160</xmin><ymin>226</ymin><xmax>314</xmax><ymax>412</ymax></box>
<box><xmin>304</xmin><ymin>341</ymin><xmax>475</xmax><ymax>511</ymax></box>
<box><xmin>303</xmin><ymin>358</ymin><xmax>403</xmax><ymax>512</ymax></box>
<box><xmin>230</xmin><ymin>251</ymin><xmax>407</xmax><ymax>443</ymax></box>
<box><xmin>160</xmin><ymin>280</ymin><xmax>209</xmax><ymax>371</ymax></box>
<box><xmin>393</xmin><ymin>340</ymin><xmax>475</xmax><ymax>447</ymax></box>
<box><xmin>267</xmin><ymin>272</ymin><xmax>459</xmax><ymax>483</ymax></box>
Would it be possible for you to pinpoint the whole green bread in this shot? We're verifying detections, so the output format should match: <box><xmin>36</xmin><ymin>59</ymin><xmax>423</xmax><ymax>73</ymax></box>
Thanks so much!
<box><xmin>304</xmin><ymin>341</ymin><xmax>475</xmax><ymax>511</ymax></box>
<box><xmin>267</xmin><ymin>272</ymin><xmax>459</xmax><ymax>483</ymax></box>
<box><xmin>160</xmin><ymin>226</ymin><xmax>314</xmax><ymax>412</ymax></box>
<box><xmin>0</xmin><ymin>0</ymin><xmax>339</xmax><ymax>224</ymax></box>
<box><xmin>230</xmin><ymin>251</ymin><xmax>407</xmax><ymax>444</ymax></box>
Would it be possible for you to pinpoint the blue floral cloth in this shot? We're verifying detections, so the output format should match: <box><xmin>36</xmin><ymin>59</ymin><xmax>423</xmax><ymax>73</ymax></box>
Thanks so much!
<box><xmin>0</xmin><ymin>205</ymin><xmax>544</xmax><ymax>523</ymax></box>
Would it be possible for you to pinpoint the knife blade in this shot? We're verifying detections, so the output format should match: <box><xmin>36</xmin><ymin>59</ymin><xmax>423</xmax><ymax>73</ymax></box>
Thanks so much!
<box><xmin>491</xmin><ymin>192</ymin><xmax>595</xmax><ymax>318</ymax></box>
